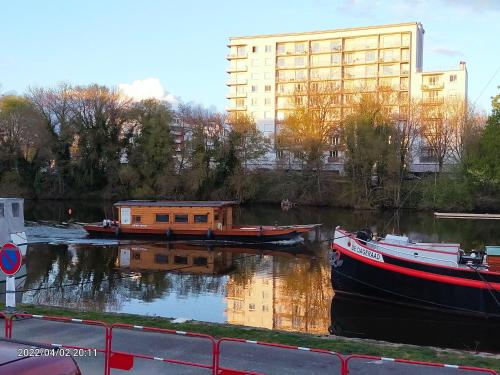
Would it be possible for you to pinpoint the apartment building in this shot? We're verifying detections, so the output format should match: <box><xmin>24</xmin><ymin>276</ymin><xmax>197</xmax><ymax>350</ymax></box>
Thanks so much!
<box><xmin>226</xmin><ymin>22</ymin><xmax>468</xmax><ymax>171</ymax></box>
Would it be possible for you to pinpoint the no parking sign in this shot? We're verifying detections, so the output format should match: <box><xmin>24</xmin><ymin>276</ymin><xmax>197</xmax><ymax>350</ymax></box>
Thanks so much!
<box><xmin>0</xmin><ymin>242</ymin><xmax>22</xmax><ymax>276</ymax></box>
<box><xmin>0</xmin><ymin>242</ymin><xmax>22</xmax><ymax>311</ymax></box>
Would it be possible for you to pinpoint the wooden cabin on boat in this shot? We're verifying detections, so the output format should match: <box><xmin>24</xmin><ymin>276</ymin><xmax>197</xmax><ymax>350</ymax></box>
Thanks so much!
<box><xmin>114</xmin><ymin>200</ymin><xmax>237</xmax><ymax>231</ymax></box>
<box><xmin>84</xmin><ymin>200</ymin><xmax>319</xmax><ymax>242</ymax></box>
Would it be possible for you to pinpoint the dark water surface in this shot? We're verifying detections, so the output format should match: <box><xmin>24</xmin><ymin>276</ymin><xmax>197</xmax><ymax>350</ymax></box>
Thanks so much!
<box><xmin>19</xmin><ymin>200</ymin><xmax>500</xmax><ymax>352</ymax></box>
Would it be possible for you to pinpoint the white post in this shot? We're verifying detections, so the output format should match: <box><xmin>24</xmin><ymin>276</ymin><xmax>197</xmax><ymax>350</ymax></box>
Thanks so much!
<box><xmin>6</xmin><ymin>276</ymin><xmax>15</xmax><ymax>311</ymax></box>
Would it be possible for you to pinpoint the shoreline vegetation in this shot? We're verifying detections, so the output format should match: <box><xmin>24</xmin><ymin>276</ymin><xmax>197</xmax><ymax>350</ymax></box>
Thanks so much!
<box><xmin>3</xmin><ymin>304</ymin><xmax>499</xmax><ymax>371</ymax></box>
<box><xmin>1</xmin><ymin>85</ymin><xmax>499</xmax><ymax>212</ymax></box>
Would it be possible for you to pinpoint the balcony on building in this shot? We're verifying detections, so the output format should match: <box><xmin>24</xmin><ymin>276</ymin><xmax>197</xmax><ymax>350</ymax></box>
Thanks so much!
<box><xmin>226</xmin><ymin>91</ymin><xmax>247</xmax><ymax>99</ymax></box>
<box><xmin>421</xmin><ymin>82</ymin><xmax>445</xmax><ymax>90</ymax></box>
<box><xmin>226</xmin><ymin>79</ymin><xmax>247</xmax><ymax>86</ymax></box>
<box><xmin>226</xmin><ymin>53</ymin><xmax>248</xmax><ymax>60</ymax></box>
<box><xmin>226</xmin><ymin>105</ymin><xmax>247</xmax><ymax>111</ymax></box>
<box><xmin>226</xmin><ymin>66</ymin><xmax>248</xmax><ymax>73</ymax></box>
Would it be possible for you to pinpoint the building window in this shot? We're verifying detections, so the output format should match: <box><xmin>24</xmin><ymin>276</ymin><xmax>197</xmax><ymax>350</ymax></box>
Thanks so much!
<box><xmin>237</xmin><ymin>46</ymin><xmax>246</xmax><ymax>56</ymax></box>
<box><xmin>294</xmin><ymin>56</ymin><xmax>305</xmax><ymax>66</ymax></box>
<box><xmin>11</xmin><ymin>203</ymin><xmax>19</xmax><ymax>217</ymax></box>
<box><xmin>194</xmin><ymin>214</ymin><xmax>208</xmax><ymax>223</ymax></box>
<box><xmin>132</xmin><ymin>215</ymin><xmax>141</xmax><ymax>223</ymax></box>
<box><xmin>249</xmin><ymin>303</ymin><xmax>256</xmax><ymax>311</ymax></box>
<box><xmin>264</xmin><ymin>111</ymin><xmax>272</xmax><ymax>119</ymax></box>
<box><xmin>295</xmin><ymin>43</ymin><xmax>305</xmax><ymax>53</ymax></box>
<box><xmin>401</xmin><ymin>63</ymin><xmax>409</xmax><ymax>75</ymax></box>
<box><xmin>265</xmin><ymin>45</ymin><xmax>272</xmax><ymax>53</ymax></box>
<box><xmin>193</xmin><ymin>257</ymin><xmax>208</xmax><ymax>266</ymax></box>
<box><xmin>174</xmin><ymin>214</ymin><xmax>188</xmax><ymax>223</ymax></box>
<box><xmin>174</xmin><ymin>256</ymin><xmax>188</xmax><ymax>264</ymax></box>
<box><xmin>251</xmin><ymin>85</ymin><xmax>258</xmax><ymax>92</ymax></box>
<box><xmin>450</xmin><ymin>74</ymin><xmax>457</xmax><ymax>82</ymax></box>
<box><xmin>251</xmin><ymin>98</ymin><xmax>258</xmax><ymax>106</ymax></box>
<box><xmin>252</xmin><ymin>46</ymin><xmax>257</xmax><ymax>53</ymax></box>
<box><xmin>251</xmin><ymin>59</ymin><xmax>259</xmax><ymax>66</ymax></box>
<box><xmin>277</xmin><ymin>57</ymin><xmax>285</xmax><ymax>67</ymax></box>
<box><xmin>154</xmin><ymin>254</ymin><xmax>168</xmax><ymax>264</ymax></box>
<box><xmin>264</xmin><ymin>85</ymin><xmax>272</xmax><ymax>92</ymax></box>
<box><xmin>277</xmin><ymin>44</ymin><xmax>285</xmax><ymax>54</ymax></box>
<box><xmin>235</xmin><ymin>98</ymin><xmax>245</xmax><ymax>107</ymax></box>
<box><xmin>264</xmin><ymin>97</ymin><xmax>271</xmax><ymax>105</ymax></box>
<box><xmin>265</xmin><ymin>58</ymin><xmax>272</xmax><ymax>66</ymax></box>
<box><xmin>155</xmin><ymin>214</ymin><xmax>169</xmax><ymax>223</ymax></box>
<box><xmin>262</xmin><ymin>305</ymin><xmax>269</xmax><ymax>312</ymax></box>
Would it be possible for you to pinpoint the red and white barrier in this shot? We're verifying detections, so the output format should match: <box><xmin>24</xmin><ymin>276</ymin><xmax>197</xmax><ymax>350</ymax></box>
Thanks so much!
<box><xmin>344</xmin><ymin>354</ymin><xmax>498</xmax><ymax>375</ymax></box>
<box><xmin>107</xmin><ymin>323</ymin><xmax>217</xmax><ymax>375</ymax></box>
<box><xmin>216</xmin><ymin>337</ymin><xmax>345</xmax><ymax>375</ymax></box>
<box><xmin>8</xmin><ymin>313</ymin><xmax>110</xmax><ymax>375</ymax></box>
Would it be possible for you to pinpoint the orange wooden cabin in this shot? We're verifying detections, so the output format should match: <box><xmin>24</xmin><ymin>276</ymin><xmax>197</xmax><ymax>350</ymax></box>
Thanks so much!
<box><xmin>84</xmin><ymin>200</ymin><xmax>319</xmax><ymax>243</ymax></box>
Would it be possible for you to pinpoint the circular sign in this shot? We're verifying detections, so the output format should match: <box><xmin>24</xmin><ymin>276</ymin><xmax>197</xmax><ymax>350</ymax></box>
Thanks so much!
<box><xmin>0</xmin><ymin>242</ymin><xmax>22</xmax><ymax>276</ymax></box>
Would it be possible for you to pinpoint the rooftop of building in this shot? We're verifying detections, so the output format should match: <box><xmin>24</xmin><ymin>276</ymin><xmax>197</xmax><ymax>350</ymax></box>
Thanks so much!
<box><xmin>229</xmin><ymin>21</ymin><xmax>423</xmax><ymax>41</ymax></box>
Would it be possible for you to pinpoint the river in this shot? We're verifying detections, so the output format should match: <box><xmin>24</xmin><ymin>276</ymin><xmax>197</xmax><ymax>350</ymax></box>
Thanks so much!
<box><xmin>16</xmin><ymin>200</ymin><xmax>500</xmax><ymax>352</ymax></box>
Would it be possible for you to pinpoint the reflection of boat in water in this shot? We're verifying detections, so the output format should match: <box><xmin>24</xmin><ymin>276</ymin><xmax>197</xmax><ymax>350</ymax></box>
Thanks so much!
<box><xmin>0</xmin><ymin>198</ymin><xmax>28</xmax><ymax>303</ymax></box>
<box><xmin>115</xmin><ymin>242</ymin><xmax>314</xmax><ymax>275</ymax></box>
<box><xmin>84</xmin><ymin>201</ymin><xmax>320</xmax><ymax>242</ymax></box>
<box><xmin>331</xmin><ymin>227</ymin><xmax>500</xmax><ymax>318</ymax></box>
<box><xmin>330</xmin><ymin>294</ymin><xmax>500</xmax><ymax>353</ymax></box>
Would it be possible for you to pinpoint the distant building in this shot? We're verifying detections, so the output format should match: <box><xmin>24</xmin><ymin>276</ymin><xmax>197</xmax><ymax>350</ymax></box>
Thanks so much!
<box><xmin>226</xmin><ymin>22</ymin><xmax>468</xmax><ymax>172</ymax></box>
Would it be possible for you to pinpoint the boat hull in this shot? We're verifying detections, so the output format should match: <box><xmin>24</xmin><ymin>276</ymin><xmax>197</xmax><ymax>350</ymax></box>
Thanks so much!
<box><xmin>83</xmin><ymin>225</ymin><xmax>309</xmax><ymax>243</ymax></box>
<box><xmin>332</xmin><ymin>236</ymin><xmax>500</xmax><ymax>318</ymax></box>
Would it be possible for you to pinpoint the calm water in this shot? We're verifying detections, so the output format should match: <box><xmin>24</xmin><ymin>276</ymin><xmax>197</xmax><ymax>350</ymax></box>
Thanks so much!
<box><xmin>16</xmin><ymin>200</ymin><xmax>500</xmax><ymax>352</ymax></box>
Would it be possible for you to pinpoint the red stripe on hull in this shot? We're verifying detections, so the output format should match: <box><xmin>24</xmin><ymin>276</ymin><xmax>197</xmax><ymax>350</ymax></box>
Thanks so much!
<box><xmin>334</xmin><ymin>243</ymin><xmax>500</xmax><ymax>291</ymax></box>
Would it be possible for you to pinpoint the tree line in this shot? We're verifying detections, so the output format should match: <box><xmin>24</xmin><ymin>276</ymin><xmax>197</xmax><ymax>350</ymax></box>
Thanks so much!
<box><xmin>0</xmin><ymin>82</ymin><xmax>499</xmax><ymax>210</ymax></box>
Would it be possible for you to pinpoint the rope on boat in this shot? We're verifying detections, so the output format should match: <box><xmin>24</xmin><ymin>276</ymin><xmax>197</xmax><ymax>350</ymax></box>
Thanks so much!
<box><xmin>467</xmin><ymin>264</ymin><xmax>500</xmax><ymax>308</ymax></box>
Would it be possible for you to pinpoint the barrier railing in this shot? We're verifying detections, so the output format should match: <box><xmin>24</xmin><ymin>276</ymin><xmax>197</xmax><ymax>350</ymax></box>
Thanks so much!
<box><xmin>1</xmin><ymin>311</ymin><xmax>498</xmax><ymax>375</ymax></box>
<box><xmin>344</xmin><ymin>354</ymin><xmax>498</xmax><ymax>375</ymax></box>
<box><xmin>216</xmin><ymin>337</ymin><xmax>345</xmax><ymax>375</ymax></box>
<box><xmin>108</xmin><ymin>322</ymin><xmax>217</xmax><ymax>375</ymax></box>
<box><xmin>0</xmin><ymin>312</ymin><xmax>9</xmax><ymax>338</ymax></box>
<box><xmin>8</xmin><ymin>313</ymin><xmax>110</xmax><ymax>375</ymax></box>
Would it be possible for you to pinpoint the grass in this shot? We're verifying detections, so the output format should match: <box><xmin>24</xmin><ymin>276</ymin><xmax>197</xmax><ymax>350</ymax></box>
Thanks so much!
<box><xmin>3</xmin><ymin>304</ymin><xmax>499</xmax><ymax>372</ymax></box>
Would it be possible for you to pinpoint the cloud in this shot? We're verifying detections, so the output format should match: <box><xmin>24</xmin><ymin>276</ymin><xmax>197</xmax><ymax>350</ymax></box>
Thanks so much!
<box><xmin>118</xmin><ymin>78</ymin><xmax>178</xmax><ymax>106</ymax></box>
<box><xmin>437</xmin><ymin>0</ymin><xmax>500</xmax><ymax>12</ymax></box>
<box><xmin>431</xmin><ymin>47</ymin><xmax>464</xmax><ymax>57</ymax></box>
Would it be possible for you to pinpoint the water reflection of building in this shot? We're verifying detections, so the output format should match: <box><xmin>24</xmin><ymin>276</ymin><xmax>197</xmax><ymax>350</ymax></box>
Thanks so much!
<box><xmin>116</xmin><ymin>244</ymin><xmax>235</xmax><ymax>275</ymax></box>
<box><xmin>226</xmin><ymin>255</ymin><xmax>333</xmax><ymax>334</ymax></box>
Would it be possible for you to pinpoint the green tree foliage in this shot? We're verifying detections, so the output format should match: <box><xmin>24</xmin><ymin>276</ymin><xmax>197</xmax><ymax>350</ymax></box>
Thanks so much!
<box><xmin>467</xmin><ymin>90</ymin><xmax>500</xmax><ymax>192</ymax></box>
<box><xmin>121</xmin><ymin>99</ymin><xmax>175</xmax><ymax>198</ymax></box>
<box><xmin>0</xmin><ymin>95</ymin><xmax>51</xmax><ymax>195</ymax></box>
<box><xmin>342</xmin><ymin>92</ymin><xmax>400</xmax><ymax>208</ymax></box>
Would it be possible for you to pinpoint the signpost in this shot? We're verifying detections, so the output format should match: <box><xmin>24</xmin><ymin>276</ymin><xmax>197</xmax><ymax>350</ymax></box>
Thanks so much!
<box><xmin>0</xmin><ymin>242</ymin><xmax>23</xmax><ymax>311</ymax></box>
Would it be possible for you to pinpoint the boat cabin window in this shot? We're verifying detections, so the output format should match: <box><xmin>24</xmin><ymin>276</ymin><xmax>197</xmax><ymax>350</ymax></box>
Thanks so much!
<box><xmin>174</xmin><ymin>255</ymin><xmax>188</xmax><ymax>264</ymax></box>
<box><xmin>11</xmin><ymin>202</ymin><xmax>19</xmax><ymax>217</ymax></box>
<box><xmin>194</xmin><ymin>214</ymin><xmax>208</xmax><ymax>223</ymax></box>
<box><xmin>133</xmin><ymin>215</ymin><xmax>141</xmax><ymax>223</ymax></box>
<box><xmin>0</xmin><ymin>203</ymin><xmax>3</xmax><ymax>218</ymax></box>
<box><xmin>154</xmin><ymin>254</ymin><xmax>169</xmax><ymax>264</ymax></box>
<box><xmin>193</xmin><ymin>257</ymin><xmax>208</xmax><ymax>266</ymax></box>
<box><xmin>214</xmin><ymin>210</ymin><xmax>219</xmax><ymax>221</ymax></box>
<box><xmin>155</xmin><ymin>214</ymin><xmax>169</xmax><ymax>223</ymax></box>
<box><xmin>132</xmin><ymin>252</ymin><xmax>141</xmax><ymax>260</ymax></box>
<box><xmin>174</xmin><ymin>214</ymin><xmax>188</xmax><ymax>223</ymax></box>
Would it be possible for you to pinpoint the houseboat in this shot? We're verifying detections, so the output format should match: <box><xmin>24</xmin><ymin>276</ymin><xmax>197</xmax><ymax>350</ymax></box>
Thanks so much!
<box><xmin>331</xmin><ymin>227</ymin><xmax>500</xmax><ymax>318</ymax></box>
<box><xmin>83</xmin><ymin>201</ymin><xmax>319</xmax><ymax>242</ymax></box>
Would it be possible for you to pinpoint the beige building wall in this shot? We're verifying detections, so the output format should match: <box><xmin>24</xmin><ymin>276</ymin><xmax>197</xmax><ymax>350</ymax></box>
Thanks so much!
<box><xmin>226</xmin><ymin>22</ymin><xmax>467</xmax><ymax>172</ymax></box>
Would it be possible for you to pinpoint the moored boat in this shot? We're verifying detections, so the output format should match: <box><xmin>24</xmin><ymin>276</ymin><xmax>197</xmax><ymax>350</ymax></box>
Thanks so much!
<box><xmin>331</xmin><ymin>226</ymin><xmax>500</xmax><ymax>318</ymax></box>
<box><xmin>84</xmin><ymin>201</ymin><xmax>320</xmax><ymax>243</ymax></box>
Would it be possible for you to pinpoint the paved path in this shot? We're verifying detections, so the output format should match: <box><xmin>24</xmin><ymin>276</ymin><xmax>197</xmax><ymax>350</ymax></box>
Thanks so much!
<box><xmin>5</xmin><ymin>317</ymin><xmax>495</xmax><ymax>375</ymax></box>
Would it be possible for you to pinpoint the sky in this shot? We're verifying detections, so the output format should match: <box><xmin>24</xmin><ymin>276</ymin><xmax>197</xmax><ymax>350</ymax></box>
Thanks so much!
<box><xmin>1</xmin><ymin>0</ymin><xmax>500</xmax><ymax>112</ymax></box>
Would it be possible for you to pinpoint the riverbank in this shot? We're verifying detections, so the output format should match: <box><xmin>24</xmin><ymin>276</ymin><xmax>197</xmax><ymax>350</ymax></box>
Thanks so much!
<box><xmin>7</xmin><ymin>304</ymin><xmax>500</xmax><ymax>371</ymax></box>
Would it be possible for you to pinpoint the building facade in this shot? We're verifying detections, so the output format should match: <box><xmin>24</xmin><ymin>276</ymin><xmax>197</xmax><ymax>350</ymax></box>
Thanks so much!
<box><xmin>226</xmin><ymin>22</ymin><xmax>468</xmax><ymax>171</ymax></box>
